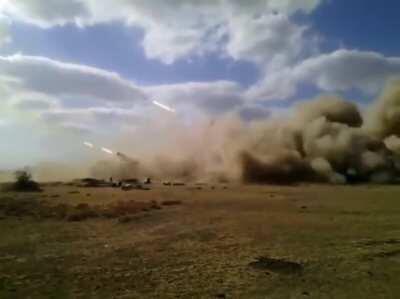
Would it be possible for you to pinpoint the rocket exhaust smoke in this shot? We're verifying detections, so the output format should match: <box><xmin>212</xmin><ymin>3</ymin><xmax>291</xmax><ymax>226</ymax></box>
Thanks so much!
<box><xmin>101</xmin><ymin>147</ymin><xmax>114</xmax><ymax>155</ymax></box>
<box><xmin>86</xmin><ymin>79</ymin><xmax>400</xmax><ymax>185</ymax></box>
<box><xmin>83</xmin><ymin>141</ymin><xmax>94</xmax><ymax>148</ymax></box>
<box><xmin>152</xmin><ymin>100</ymin><xmax>176</xmax><ymax>113</ymax></box>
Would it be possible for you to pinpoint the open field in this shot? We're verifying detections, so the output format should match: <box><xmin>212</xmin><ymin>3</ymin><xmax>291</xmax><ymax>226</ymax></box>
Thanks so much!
<box><xmin>1</xmin><ymin>183</ymin><xmax>400</xmax><ymax>298</ymax></box>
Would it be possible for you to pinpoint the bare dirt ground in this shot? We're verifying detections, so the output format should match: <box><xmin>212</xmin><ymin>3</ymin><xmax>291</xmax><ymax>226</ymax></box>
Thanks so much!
<box><xmin>1</xmin><ymin>183</ymin><xmax>400</xmax><ymax>298</ymax></box>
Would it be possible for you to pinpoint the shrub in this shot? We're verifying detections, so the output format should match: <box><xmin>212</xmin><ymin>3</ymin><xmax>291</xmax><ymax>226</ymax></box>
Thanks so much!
<box><xmin>5</xmin><ymin>171</ymin><xmax>42</xmax><ymax>192</ymax></box>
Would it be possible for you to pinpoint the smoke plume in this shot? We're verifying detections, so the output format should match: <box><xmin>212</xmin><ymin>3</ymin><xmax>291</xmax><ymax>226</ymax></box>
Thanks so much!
<box><xmin>235</xmin><ymin>80</ymin><xmax>400</xmax><ymax>184</ymax></box>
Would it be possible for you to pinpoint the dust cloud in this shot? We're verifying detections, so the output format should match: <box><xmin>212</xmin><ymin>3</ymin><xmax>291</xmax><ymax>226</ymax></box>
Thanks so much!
<box><xmin>30</xmin><ymin>79</ymin><xmax>400</xmax><ymax>184</ymax></box>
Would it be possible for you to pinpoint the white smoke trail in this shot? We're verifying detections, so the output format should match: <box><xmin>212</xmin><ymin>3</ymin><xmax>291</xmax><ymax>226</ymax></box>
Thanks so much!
<box><xmin>101</xmin><ymin>147</ymin><xmax>114</xmax><ymax>155</ymax></box>
<box><xmin>152</xmin><ymin>100</ymin><xmax>176</xmax><ymax>113</ymax></box>
<box><xmin>83</xmin><ymin>141</ymin><xmax>94</xmax><ymax>148</ymax></box>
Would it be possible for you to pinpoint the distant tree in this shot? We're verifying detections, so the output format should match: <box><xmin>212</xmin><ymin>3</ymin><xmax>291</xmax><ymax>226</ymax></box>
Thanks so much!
<box><xmin>12</xmin><ymin>170</ymin><xmax>41</xmax><ymax>192</ymax></box>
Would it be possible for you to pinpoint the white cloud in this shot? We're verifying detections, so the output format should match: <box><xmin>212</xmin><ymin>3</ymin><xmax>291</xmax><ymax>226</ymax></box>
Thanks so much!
<box><xmin>296</xmin><ymin>50</ymin><xmax>400</xmax><ymax>93</ymax></box>
<box><xmin>1</xmin><ymin>0</ymin><xmax>88</xmax><ymax>28</ymax></box>
<box><xmin>1</xmin><ymin>0</ymin><xmax>323</xmax><ymax>64</ymax></box>
<box><xmin>4</xmin><ymin>48</ymin><xmax>400</xmax><ymax>136</ymax></box>
<box><xmin>0</xmin><ymin>16</ymin><xmax>11</xmax><ymax>46</ymax></box>
<box><xmin>12</xmin><ymin>97</ymin><xmax>54</xmax><ymax>111</ymax></box>
<box><xmin>226</xmin><ymin>13</ymin><xmax>310</xmax><ymax>69</ymax></box>
<box><xmin>0</xmin><ymin>54</ymin><xmax>250</xmax><ymax>136</ymax></box>
<box><xmin>6</xmin><ymin>48</ymin><xmax>400</xmax><ymax>135</ymax></box>
<box><xmin>0</xmin><ymin>54</ymin><xmax>146</xmax><ymax>104</ymax></box>
<box><xmin>39</xmin><ymin>107</ymin><xmax>147</xmax><ymax>133</ymax></box>
<box><xmin>249</xmin><ymin>49</ymin><xmax>400</xmax><ymax>101</ymax></box>
<box><xmin>0</xmin><ymin>53</ymin><xmax>247</xmax><ymax>114</ymax></box>
<box><xmin>145</xmin><ymin>81</ymin><xmax>244</xmax><ymax>114</ymax></box>
<box><xmin>0</xmin><ymin>54</ymin><xmax>152</xmax><ymax>134</ymax></box>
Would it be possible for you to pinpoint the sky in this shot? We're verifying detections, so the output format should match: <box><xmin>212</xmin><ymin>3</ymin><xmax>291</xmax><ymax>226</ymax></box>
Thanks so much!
<box><xmin>1</xmin><ymin>0</ymin><xmax>400</xmax><ymax>169</ymax></box>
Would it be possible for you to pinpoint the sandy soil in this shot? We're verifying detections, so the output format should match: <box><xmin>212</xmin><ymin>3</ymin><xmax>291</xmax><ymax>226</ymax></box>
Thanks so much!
<box><xmin>1</xmin><ymin>183</ymin><xmax>400</xmax><ymax>298</ymax></box>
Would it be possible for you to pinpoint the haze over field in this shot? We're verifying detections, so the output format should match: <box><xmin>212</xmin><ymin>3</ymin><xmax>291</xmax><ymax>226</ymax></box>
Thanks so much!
<box><xmin>1</xmin><ymin>0</ymin><xmax>400</xmax><ymax>184</ymax></box>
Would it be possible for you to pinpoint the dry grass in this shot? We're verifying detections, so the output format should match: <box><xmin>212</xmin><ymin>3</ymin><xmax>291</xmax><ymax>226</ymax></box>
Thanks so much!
<box><xmin>0</xmin><ymin>195</ymin><xmax>162</xmax><ymax>222</ymax></box>
<box><xmin>1</xmin><ymin>184</ymin><xmax>400</xmax><ymax>298</ymax></box>
<box><xmin>161</xmin><ymin>200</ymin><xmax>182</xmax><ymax>206</ymax></box>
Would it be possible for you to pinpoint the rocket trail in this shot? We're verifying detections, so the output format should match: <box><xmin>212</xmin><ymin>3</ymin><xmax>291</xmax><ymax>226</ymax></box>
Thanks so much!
<box><xmin>83</xmin><ymin>141</ymin><xmax>94</xmax><ymax>148</ymax></box>
<box><xmin>152</xmin><ymin>100</ymin><xmax>176</xmax><ymax>113</ymax></box>
<box><xmin>101</xmin><ymin>147</ymin><xmax>114</xmax><ymax>155</ymax></box>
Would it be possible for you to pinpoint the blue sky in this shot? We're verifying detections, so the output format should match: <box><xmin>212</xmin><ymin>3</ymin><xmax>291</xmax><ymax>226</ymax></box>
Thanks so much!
<box><xmin>311</xmin><ymin>0</ymin><xmax>400</xmax><ymax>56</ymax></box>
<box><xmin>3</xmin><ymin>22</ymin><xmax>260</xmax><ymax>86</ymax></box>
<box><xmin>1</xmin><ymin>0</ymin><xmax>400</xmax><ymax>169</ymax></box>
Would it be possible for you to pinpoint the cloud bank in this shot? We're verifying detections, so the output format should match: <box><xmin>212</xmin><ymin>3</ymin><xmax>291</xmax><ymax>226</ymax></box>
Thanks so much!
<box><xmin>249</xmin><ymin>50</ymin><xmax>400</xmax><ymax>100</ymax></box>
<box><xmin>1</xmin><ymin>0</ymin><xmax>321</xmax><ymax>63</ymax></box>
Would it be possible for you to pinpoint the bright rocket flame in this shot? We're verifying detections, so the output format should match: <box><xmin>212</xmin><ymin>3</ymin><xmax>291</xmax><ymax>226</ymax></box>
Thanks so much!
<box><xmin>101</xmin><ymin>147</ymin><xmax>114</xmax><ymax>155</ymax></box>
<box><xmin>83</xmin><ymin>141</ymin><xmax>94</xmax><ymax>148</ymax></box>
<box><xmin>152</xmin><ymin>100</ymin><xmax>175</xmax><ymax>113</ymax></box>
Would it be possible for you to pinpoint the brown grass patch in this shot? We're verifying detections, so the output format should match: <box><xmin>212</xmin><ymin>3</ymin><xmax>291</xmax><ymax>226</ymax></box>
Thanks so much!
<box><xmin>161</xmin><ymin>200</ymin><xmax>182</xmax><ymax>206</ymax></box>
<box><xmin>104</xmin><ymin>200</ymin><xmax>161</xmax><ymax>218</ymax></box>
